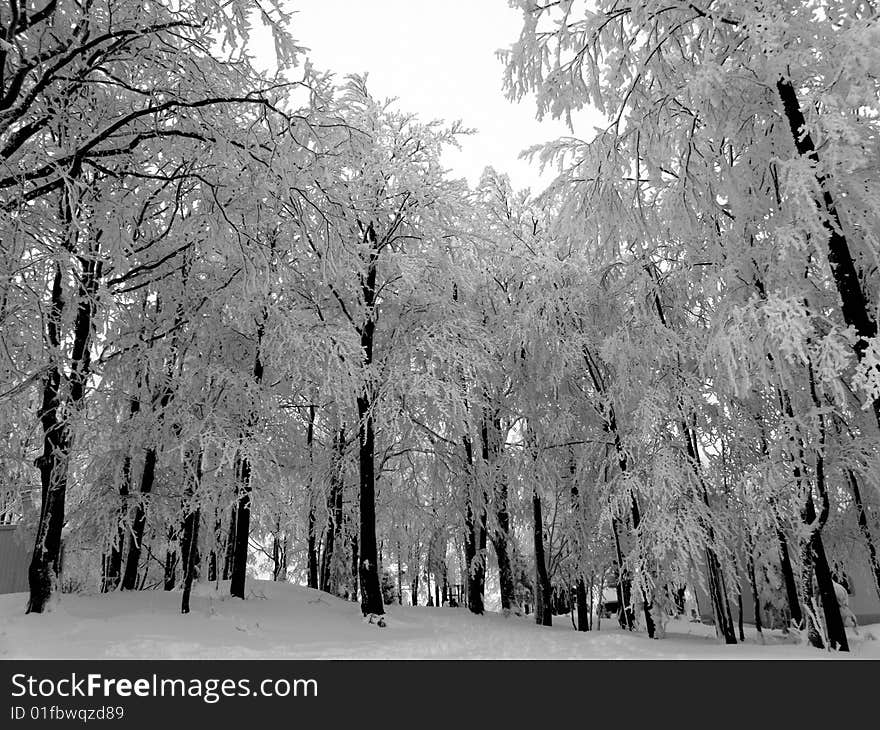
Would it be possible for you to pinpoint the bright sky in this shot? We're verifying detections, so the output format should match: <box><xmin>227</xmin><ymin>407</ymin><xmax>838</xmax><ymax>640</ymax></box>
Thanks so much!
<box><xmin>252</xmin><ymin>0</ymin><xmax>597</xmax><ymax>193</ymax></box>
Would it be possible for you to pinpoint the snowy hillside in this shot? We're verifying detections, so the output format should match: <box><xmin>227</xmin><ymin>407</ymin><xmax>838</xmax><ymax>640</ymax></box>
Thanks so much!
<box><xmin>1</xmin><ymin>581</ymin><xmax>877</xmax><ymax>660</ymax></box>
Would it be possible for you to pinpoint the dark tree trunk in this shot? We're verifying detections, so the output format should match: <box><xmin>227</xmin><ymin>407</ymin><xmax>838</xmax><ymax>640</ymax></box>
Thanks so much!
<box><xmin>355</xmin><ymin>224</ymin><xmax>384</xmax><ymax>620</ymax></box>
<box><xmin>356</xmin><ymin>391</ymin><xmax>383</xmax><ymax>617</ymax></box>
<box><xmin>121</xmin><ymin>448</ymin><xmax>157</xmax><ymax>590</ymax></box>
<box><xmin>491</xmin><ymin>499</ymin><xmax>515</xmax><ymax>613</ymax></box>
<box><xmin>181</xmin><ymin>448</ymin><xmax>203</xmax><ymax>614</ymax></box>
<box><xmin>462</xmin><ymin>430</ymin><xmax>487</xmax><ymax>615</ymax></box>
<box><xmin>747</xmin><ymin>552</ymin><xmax>763</xmax><ymax>637</ymax></box>
<box><xmin>229</xmin><ymin>453</ymin><xmax>252</xmax><ymax>599</ymax></box>
<box><xmin>486</xmin><ymin>418</ymin><xmax>515</xmax><ymax>613</ymax></box>
<box><xmin>629</xmin><ymin>495</ymin><xmax>657</xmax><ymax>639</ymax></box>
<box><xmin>306</xmin><ymin>404</ymin><xmax>319</xmax><ymax>589</ymax></box>
<box><xmin>28</xmin><ymin>243</ymin><xmax>101</xmax><ymax>612</ymax></box>
<box><xmin>222</xmin><ymin>505</ymin><xmax>236</xmax><ymax>580</ymax></box>
<box><xmin>776</xmin><ymin>525</ymin><xmax>803</xmax><ymax>627</ymax></box>
<box><xmin>207</xmin><ymin>514</ymin><xmax>222</xmax><ymax>583</ymax></box>
<box><xmin>737</xmin><ymin>584</ymin><xmax>745</xmax><ymax>643</ymax></box>
<box><xmin>230</xmin><ymin>319</ymin><xmax>264</xmax><ymax>599</ymax></box>
<box><xmin>320</xmin><ymin>427</ymin><xmax>345</xmax><ymax>594</ymax></box>
<box><xmin>777</xmin><ymin>78</ymin><xmax>880</xmax><ymax>430</ymax></box>
<box><xmin>576</xmin><ymin>577</ymin><xmax>589</xmax><ymax>631</ymax></box>
<box><xmin>306</xmin><ymin>501</ymin><xmax>319</xmax><ymax>589</ymax></box>
<box><xmin>350</xmin><ymin>533</ymin><xmax>359</xmax><ymax>602</ymax></box>
<box><xmin>104</xmin><ymin>397</ymin><xmax>141</xmax><ymax>592</ymax></box>
<box><xmin>803</xmin><ymin>489</ymin><xmax>849</xmax><ymax>651</ymax></box>
<box><xmin>610</xmin><ymin>516</ymin><xmax>634</xmax><ymax>630</ymax></box>
<box><xmin>532</xmin><ymin>491</ymin><xmax>553</xmax><ymax>627</ymax></box>
<box><xmin>164</xmin><ymin>546</ymin><xmax>178</xmax><ymax>591</ymax></box>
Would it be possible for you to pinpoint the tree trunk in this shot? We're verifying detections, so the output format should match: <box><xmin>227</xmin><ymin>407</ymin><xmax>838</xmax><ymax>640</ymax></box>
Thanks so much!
<box><xmin>355</xmin><ymin>224</ymin><xmax>384</xmax><ymax>620</ymax></box>
<box><xmin>320</xmin><ymin>426</ymin><xmax>345</xmax><ymax>594</ymax></box>
<box><xmin>121</xmin><ymin>448</ymin><xmax>157</xmax><ymax>590</ymax></box>
<box><xmin>104</xmin><ymin>397</ymin><xmax>141</xmax><ymax>592</ymax></box>
<box><xmin>357</xmin><ymin>390</ymin><xmax>383</xmax><ymax>617</ymax></box>
<box><xmin>163</xmin><ymin>545</ymin><xmax>178</xmax><ymax>591</ymax></box>
<box><xmin>777</xmin><ymin>78</ymin><xmax>880</xmax><ymax>430</ymax></box>
<box><xmin>576</xmin><ymin>577</ymin><xmax>589</xmax><ymax>631</ymax></box>
<box><xmin>229</xmin><ymin>452</ymin><xmax>252</xmax><ymax>599</ymax></box>
<box><xmin>230</xmin><ymin>320</ymin><xmax>264</xmax><ymax>599</ymax></box>
<box><xmin>462</xmin><ymin>433</ymin><xmax>487</xmax><ymax>615</ymax></box>
<box><xmin>180</xmin><ymin>447</ymin><xmax>203</xmax><ymax>614</ymax></box>
<box><xmin>803</xmin><ymin>489</ymin><xmax>849</xmax><ymax>651</ymax></box>
<box><xmin>610</xmin><ymin>516</ymin><xmax>634</xmax><ymax>630</ymax></box>
<box><xmin>747</xmin><ymin>552</ymin><xmax>763</xmax><ymax>638</ymax></box>
<box><xmin>533</xmin><ymin>491</ymin><xmax>553</xmax><ymax>627</ymax></box>
<box><xmin>29</xmin><ymin>245</ymin><xmax>101</xmax><ymax>613</ymax></box>
<box><xmin>306</xmin><ymin>404</ymin><xmax>319</xmax><ymax>589</ymax></box>
<box><xmin>776</xmin><ymin>524</ymin><xmax>803</xmax><ymax>627</ymax></box>
<box><xmin>222</xmin><ymin>505</ymin><xmax>236</xmax><ymax>580</ymax></box>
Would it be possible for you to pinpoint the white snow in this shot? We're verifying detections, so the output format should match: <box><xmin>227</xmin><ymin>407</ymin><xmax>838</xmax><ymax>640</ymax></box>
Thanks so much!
<box><xmin>1</xmin><ymin>580</ymin><xmax>877</xmax><ymax>659</ymax></box>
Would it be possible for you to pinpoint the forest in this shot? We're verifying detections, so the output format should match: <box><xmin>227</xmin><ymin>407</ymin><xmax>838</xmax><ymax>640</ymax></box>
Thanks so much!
<box><xmin>1</xmin><ymin>0</ymin><xmax>880</xmax><ymax>656</ymax></box>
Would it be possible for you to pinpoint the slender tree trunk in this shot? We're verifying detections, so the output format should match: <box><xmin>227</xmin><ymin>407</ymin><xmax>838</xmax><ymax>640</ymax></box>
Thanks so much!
<box><xmin>223</xmin><ymin>505</ymin><xmax>236</xmax><ymax>580</ymax></box>
<box><xmin>320</xmin><ymin>426</ymin><xmax>345</xmax><ymax>593</ymax></box>
<box><xmin>576</xmin><ymin>577</ymin><xmax>589</xmax><ymax>631</ymax></box>
<box><xmin>230</xmin><ymin>319</ymin><xmax>264</xmax><ymax>599</ymax></box>
<box><xmin>610</xmin><ymin>516</ymin><xmax>634</xmax><ymax>630</ymax></box>
<box><xmin>306</xmin><ymin>503</ymin><xmax>319</xmax><ymax>588</ymax></box>
<box><xmin>163</xmin><ymin>549</ymin><xmax>177</xmax><ymax>591</ymax></box>
<box><xmin>104</xmin><ymin>398</ymin><xmax>141</xmax><ymax>592</ymax></box>
<box><xmin>306</xmin><ymin>404</ymin><xmax>319</xmax><ymax>589</ymax></box>
<box><xmin>350</xmin><ymin>533</ymin><xmax>359</xmax><ymax>602</ymax></box>
<box><xmin>121</xmin><ymin>448</ymin><xmax>157</xmax><ymax>590</ymax></box>
<box><xmin>746</xmin><ymin>552</ymin><xmax>763</xmax><ymax>639</ymax></box>
<box><xmin>207</xmin><ymin>513</ymin><xmax>222</xmax><ymax>583</ymax></box>
<box><xmin>181</xmin><ymin>447</ymin><xmax>203</xmax><ymax>614</ymax></box>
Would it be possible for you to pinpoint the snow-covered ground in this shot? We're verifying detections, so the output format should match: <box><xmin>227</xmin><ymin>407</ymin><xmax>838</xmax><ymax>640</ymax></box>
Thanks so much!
<box><xmin>1</xmin><ymin>580</ymin><xmax>877</xmax><ymax>659</ymax></box>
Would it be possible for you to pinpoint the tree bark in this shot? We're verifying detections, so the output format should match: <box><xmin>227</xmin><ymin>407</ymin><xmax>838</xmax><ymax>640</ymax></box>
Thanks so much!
<box><xmin>354</xmin><ymin>223</ymin><xmax>384</xmax><ymax>619</ymax></box>
<box><xmin>777</xmin><ymin>78</ymin><xmax>880</xmax><ymax>429</ymax></box>
<box><xmin>462</xmin><ymin>432</ymin><xmax>487</xmax><ymax>615</ymax></box>
<box><xmin>29</xmin><ymin>241</ymin><xmax>101</xmax><ymax>612</ymax></box>
<box><xmin>486</xmin><ymin>417</ymin><xmax>515</xmax><ymax>613</ymax></box>
<box><xmin>533</xmin><ymin>491</ymin><xmax>553</xmax><ymax>626</ymax></box>
<box><xmin>180</xmin><ymin>447</ymin><xmax>203</xmax><ymax>614</ymax></box>
<box><xmin>747</xmin><ymin>551</ymin><xmax>763</xmax><ymax>638</ymax></box>
<box><xmin>230</xmin><ymin>317</ymin><xmax>264</xmax><ymax>599</ymax></box>
<box><xmin>576</xmin><ymin>577</ymin><xmax>590</xmax><ymax>631</ymax></box>
<box><xmin>319</xmin><ymin>426</ymin><xmax>345</xmax><ymax>593</ymax></box>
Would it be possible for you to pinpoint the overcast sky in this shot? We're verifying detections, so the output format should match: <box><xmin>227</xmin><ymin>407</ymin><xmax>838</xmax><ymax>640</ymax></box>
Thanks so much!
<box><xmin>251</xmin><ymin>0</ymin><xmax>597</xmax><ymax>192</ymax></box>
